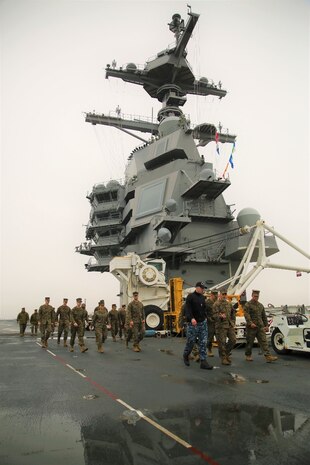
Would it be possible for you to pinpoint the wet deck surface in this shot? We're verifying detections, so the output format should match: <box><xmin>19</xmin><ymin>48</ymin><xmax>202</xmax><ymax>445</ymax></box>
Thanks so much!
<box><xmin>1</xmin><ymin>320</ymin><xmax>310</xmax><ymax>465</ymax></box>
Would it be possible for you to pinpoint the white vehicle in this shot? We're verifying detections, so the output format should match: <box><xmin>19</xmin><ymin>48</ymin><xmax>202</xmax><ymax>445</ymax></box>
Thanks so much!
<box><xmin>269</xmin><ymin>306</ymin><xmax>310</xmax><ymax>354</ymax></box>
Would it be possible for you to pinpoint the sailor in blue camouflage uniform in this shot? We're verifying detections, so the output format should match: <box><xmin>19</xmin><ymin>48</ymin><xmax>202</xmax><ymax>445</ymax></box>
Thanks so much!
<box><xmin>183</xmin><ymin>282</ymin><xmax>213</xmax><ymax>370</ymax></box>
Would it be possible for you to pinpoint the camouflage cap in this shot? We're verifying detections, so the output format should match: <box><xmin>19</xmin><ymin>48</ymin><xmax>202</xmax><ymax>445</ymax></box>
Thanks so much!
<box><xmin>63</xmin><ymin>298</ymin><xmax>68</xmax><ymax>301</ymax></box>
<box><xmin>76</xmin><ymin>297</ymin><xmax>82</xmax><ymax>302</ymax></box>
<box><xmin>45</xmin><ymin>297</ymin><xmax>50</xmax><ymax>300</ymax></box>
<box><xmin>252</xmin><ymin>289</ymin><xmax>260</xmax><ymax>295</ymax></box>
<box><xmin>211</xmin><ymin>290</ymin><xmax>218</xmax><ymax>296</ymax></box>
<box><xmin>99</xmin><ymin>299</ymin><xmax>105</xmax><ymax>304</ymax></box>
<box><xmin>133</xmin><ymin>291</ymin><xmax>139</xmax><ymax>296</ymax></box>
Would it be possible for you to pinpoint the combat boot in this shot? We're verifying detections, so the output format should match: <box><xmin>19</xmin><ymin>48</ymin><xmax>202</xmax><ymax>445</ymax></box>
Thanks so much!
<box><xmin>97</xmin><ymin>344</ymin><xmax>104</xmax><ymax>353</ymax></box>
<box><xmin>41</xmin><ymin>340</ymin><xmax>46</xmax><ymax>348</ymax></box>
<box><xmin>133</xmin><ymin>344</ymin><xmax>140</xmax><ymax>352</ymax></box>
<box><xmin>136</xmin><ymin>344</ymin><xmax>141</xmax><ymax>352</ymax></box>
<box><xmin>63</xmin><ymin>340</ymin><xmax>68</xmax><ymax>348</ymax></box>
<box><xmin>245</xmin><ymin>355</ymin><xmax>253</xmax><ymax>361</ymax></box>
<box><xmin>207</xmin><ymin>349</ymin><xmax>214</xmax><ymax>357</ymax></box>
<box><xmin>80</xmin><ymin>345</ymin><xmax>88</xmax><ymax>353</ymax></box>
<box><xmin>265</xmin><ymin>354</ymin><xmax>278</xmax><ymax>363</ymax></box>
<box><xmin>183</xmin><ymin>355</ymin><xmax>190</xmax><ymax>366</ymax></box>
<box><xmin>125</xmin><ymin>339</ymin><xmax>129</xmax><ymax>348</ymax></box>
<box><xmin>69</xmin><ymin>346</ymin><xmax>74</xmax><ymax>352</ymax></box>
<box><xmin>221</xmin><ymin>357</ymin><xmax>230</xmax><ymax>366</ymax></box>
<box><xmin>200</xmin><ymin>360</ymin><xmax>213</xmax><ymax>370</ymax></box>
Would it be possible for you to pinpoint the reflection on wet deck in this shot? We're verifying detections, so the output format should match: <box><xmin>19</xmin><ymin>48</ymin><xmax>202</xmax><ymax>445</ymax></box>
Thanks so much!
<box><xmin>81</xmin><ymin>403</ymin><xmax>309</xmax><ymax>465</ymax></box>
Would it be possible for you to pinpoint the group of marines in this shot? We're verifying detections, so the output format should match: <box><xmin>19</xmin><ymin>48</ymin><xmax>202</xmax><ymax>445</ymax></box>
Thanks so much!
<box><xmin>16</xmin><ymin>291</ymin><xmax>145</xmax><ymax>353</ymax></box>
<box><xmin>182</xmin><ymin>283</ymin><xmax>278</xmax><ymax>370</ymax></box>
<box><xmin>17</xmin><ymin>286</ymin><xmax>278</xmax><ymax>365</ymax></box>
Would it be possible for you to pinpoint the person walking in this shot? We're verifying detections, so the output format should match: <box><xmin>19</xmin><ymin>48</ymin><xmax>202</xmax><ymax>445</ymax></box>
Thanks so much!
<box><xmin>38</xmin><ymin>297</ymin><xmax>55</xmax><ymax>348</ymax></box>
<box><xmin>93</xmin><ymin>300</ymin><xmax>109</xmax><ymax>353</ymax></box>
<box><xmin>213</xmin><ymin>290</ymin><xmax>236</xmax><ymax>365</ymax></box>
<box><xmin>16</xmin><ymin>307</ymin><xmax>29</xmax><ymax>337</ymax></box>
<box><xmin>126</xmin><ymin>292</ymin><xmax>145</xmax><ymax>352</ymax></box>
<box><xmin>205</xmin><ymin>291</ymin><xmax>218</xmax><ymax>357</ymax></box>
<box><xmin>70</xmin><ymin>298</ymin><xmax>88</xmax><ymax>353</ymax></box>
<box><xmin>56</xmin><ymin>298</ymin><xmax>71</xmax><ymax>347</ymax></box>
<box><xmin>118</xmin><ymin>304</ymin><xmax>127</xmax><ymax>340</ymax></box>
<box><xmin>244</xmin><ymin>290</ymin><xmax>278</xmax><ymax>363</ymax></box>
<box><xmin>183</xmin><ymin>282</ymin><xmax>213</xmax><ymax>370</ymax></box>
<box><xmin>30</xmin><ymin>309</ymin><xmax>39</xmax><ymax>336</ymax></box>
<box><xmin>109</xmin><ymin>304</ymin><xmax>119</xmax><ymax>342</ymax></box>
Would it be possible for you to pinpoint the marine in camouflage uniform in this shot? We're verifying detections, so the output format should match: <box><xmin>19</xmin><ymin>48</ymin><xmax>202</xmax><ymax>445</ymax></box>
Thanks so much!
<box><xmin>108</xmin><ymin>304</ymin><xmax>119</xmax><ymax>342</ymax></box>
<box><xmin>244</xmin><ymin>290</ymin><xmax>277</xmax><ymax>363</ymax></box>
<box><xmin>118</xmin><ymin>304</ymin><xmax>127</xmax><ymax>340</ymax></box>
<box><xmin>213</xmin><ymin>290</ymin><xmax>236</xmax><ymax>365</ymax></box>
<box><xmin>93</xmin><ymin>300</ymin><xmax>109</xmax><ymax>343</ymax></box>
<box><xmin>38</xmin><ymin>297</ymin><xmax>55</xmax><ymax>348</ymax></box>
<box><xmin>50</xmin><ymin>307</ymin><xmax>56</xmax><ymax>339</ymax></box>
<box><xmin>70</xmin><ymin>298</ymin><xmax>88</xmax><ymax>353</ymax></box>
<box><xmin>30</xmin><ymin>309</ymin><xmax>39</xmax><ymax>335</ymax></box>
<box><xmin>126</xmin><ymin>292</ymin><xmax>145</xmax><ymax>352</ymax></box>
<box><xmin>183</xmin><ymin>282</ymin><xmax>213</xmax><ymax>370</ymax></box>
<box><xmin>81</xmin><ymin>303</ymin><xmax>88</xmax><ymax>335</ymax></box>
<box><xmin>56</xmin><ymin>298</ymin><xmax>71</xmax><ymax>347</ymax></box>
<box><xmin>17</xmin><ymin>308</ymin><xmax>29</xmax><ymax>336</ymax></box>
<box><xmin>93</xmin><ymin>301</ymin><xmax>109</xmax><ymax>352</ymax></box>
<box><xmin>205</xmin><ymin>291</ymin><xmax>218</xmax><ymax>357</ymax></box>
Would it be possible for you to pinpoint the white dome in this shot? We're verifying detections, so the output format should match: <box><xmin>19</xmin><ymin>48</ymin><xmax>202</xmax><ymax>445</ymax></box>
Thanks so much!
<box><xmin>237</xmin><ymin>208</ymin><xmax>261</xmax><ymax>228</ymax></box>
<box><xmin>158</xmin><ymin>227</ymin><xmax>172</xmax><ymax>242</ymax></box>
<box><xmin>199</xmin><ymin>169</ymin><xmax>214</xmax><ymax>181</ymax></box>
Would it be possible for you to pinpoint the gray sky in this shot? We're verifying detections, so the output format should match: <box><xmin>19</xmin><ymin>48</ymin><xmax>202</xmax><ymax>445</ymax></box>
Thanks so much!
<box><xmin>1</xmin><ymin>0</ymin><xmax>309</xmax><ymax>318</ymax></box>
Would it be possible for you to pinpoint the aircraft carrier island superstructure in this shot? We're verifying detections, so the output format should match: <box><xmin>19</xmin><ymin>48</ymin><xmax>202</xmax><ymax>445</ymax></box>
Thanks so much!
<box><xmin>77</xmin><ymin>9</ymin><xmax>278</xmax><ymax>289</ymax></box>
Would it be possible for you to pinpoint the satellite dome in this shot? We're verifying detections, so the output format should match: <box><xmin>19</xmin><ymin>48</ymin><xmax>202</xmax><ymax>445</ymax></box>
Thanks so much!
<box><xmin>158</xmin><ymin>227</ymin><xmax>172</xmax><ymax>243</ymax></box>
<box><xmin>199</xmin><ymin>77</ymin><xmax>208</xmax><ymax>84</ymax></box>
<box><xmin>237</xmin><ymin>208</ymin><xmax>261</xmax><ymax>228</ymax></box>
<box><xmin>158</xmin><ymin>116</ymin><xmax>180</xmax><ymax>137</ymax></box>
<box><xmin>165</xmin><ymin>199</ymin><xmax>177</xmax><ymax>212</ymax></box>
<box><xmin>126</xmin><ymin>63</ymin><xmax>137</xmax><ymax>71</ymax></box>
<box><xmin>199</xmin><ymin>168</ymin><xmax>215</xmax><ymax>182</ymax></box>
<box><xmin>106</xmin><ymin>180</ymin><xmax>120</xmax><ymax>189</ymax></box>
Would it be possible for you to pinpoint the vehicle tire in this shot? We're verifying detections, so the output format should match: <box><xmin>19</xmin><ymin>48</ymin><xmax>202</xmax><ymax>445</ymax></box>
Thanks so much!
<box><xmin>271</xmin><ymin>328</ymin><xmax>291</xmax><ymax>355</ymax></box>
<box><xmin>144</xmin><ymin>305</ymin><xmax>164</xmax><ymax>331</ymax></box>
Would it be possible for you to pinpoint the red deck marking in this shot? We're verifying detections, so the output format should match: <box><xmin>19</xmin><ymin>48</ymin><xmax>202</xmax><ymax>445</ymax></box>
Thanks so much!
<box><xmin>190</xmin><ymin>446</ymin><xmax>222</xmax><ymax>465</ymax></box>
<box><xmin>84</xmin><ymin>377</ymin><xmax>118</xmax><ymax>400</ymax></box>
